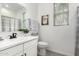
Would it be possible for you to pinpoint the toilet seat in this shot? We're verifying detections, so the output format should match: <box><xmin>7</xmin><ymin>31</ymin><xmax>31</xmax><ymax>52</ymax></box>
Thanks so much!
<box><xmin>38</xmin><ymin>41</ymin><xmax>48</xmax><ymax>48</ymax></box>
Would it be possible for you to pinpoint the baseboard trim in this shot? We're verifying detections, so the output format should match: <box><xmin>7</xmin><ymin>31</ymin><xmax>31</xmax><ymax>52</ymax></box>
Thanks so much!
<box><xmin>46</xmin><ymin>49</ymin><xmax>67</xmax><ymax>56</ymax></box>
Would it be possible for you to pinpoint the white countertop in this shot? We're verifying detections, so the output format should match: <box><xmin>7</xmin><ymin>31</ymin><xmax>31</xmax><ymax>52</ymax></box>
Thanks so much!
<box><xmin>0</xmin><ymin>36</ymin><xmax>38</xmax><ymax>51</ymax></box>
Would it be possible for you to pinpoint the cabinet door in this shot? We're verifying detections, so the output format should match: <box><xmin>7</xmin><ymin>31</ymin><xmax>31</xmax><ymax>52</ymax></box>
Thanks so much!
<box><xmin>0</xmin><ymin>44</ymin><xmax>23</xmax><ymax>56</ymax></box>
<box><xmin>24</xmin><ymin>39</ymin><xmax>38</xmax><ymax>56</ymax></box>
<box><xmin>25</xmin><ymin>45</ymin><xmax>37</xmax><ymax>56</ymax></box>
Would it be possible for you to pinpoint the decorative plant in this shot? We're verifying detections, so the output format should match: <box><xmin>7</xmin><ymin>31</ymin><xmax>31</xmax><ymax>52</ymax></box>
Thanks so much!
<box><xmin>18</xmin><ymin>29</ymin><xmax>23</xmax><ymax>31</ymax></box>
<box><xmin>18</xmin><ymin>29</ymin><xmax>29</xmax><ymax>33</ymax></box>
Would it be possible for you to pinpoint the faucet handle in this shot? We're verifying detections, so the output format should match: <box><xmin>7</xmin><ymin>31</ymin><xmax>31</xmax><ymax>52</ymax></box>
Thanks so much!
<box><xmin>8</xmin><ymin>35</ymin><xmax>13</xmax><ymax>39</ymax></box>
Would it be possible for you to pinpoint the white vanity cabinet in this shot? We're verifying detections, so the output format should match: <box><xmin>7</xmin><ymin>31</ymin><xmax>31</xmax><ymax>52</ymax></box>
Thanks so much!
<box><xmin>24</xmin><ymin>39</ymin><xmax>37</xmax><ymax>56</ymax></box>
<box><xmin>0</xmin><ymin>37</ymin><xmax>38</xmax><ymax>56</ymax></box>
<box><xmin>0</xmin><ymin>44</ymin><xmax>23</xmax><ymax>56</ymax></box>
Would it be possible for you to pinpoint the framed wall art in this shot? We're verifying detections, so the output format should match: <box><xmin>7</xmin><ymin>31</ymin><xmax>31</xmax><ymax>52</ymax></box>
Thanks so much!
<box><xmin>41</xmin><ymin>15</ymin><xmax>49</xmax><ymax>25</ymax></box>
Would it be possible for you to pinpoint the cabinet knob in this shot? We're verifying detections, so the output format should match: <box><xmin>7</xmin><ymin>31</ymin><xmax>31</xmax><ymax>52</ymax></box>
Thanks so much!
<box><xmin>25</xmin><ymin>53</ymin><xmax>27</xmax><ymax>56</ymax></box>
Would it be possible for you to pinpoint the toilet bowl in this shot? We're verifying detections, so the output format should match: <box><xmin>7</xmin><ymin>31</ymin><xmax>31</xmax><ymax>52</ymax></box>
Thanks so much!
<box><xmin>38</xmin><ymin>41</ymin><xmax>48</xmax><ymax>56</ymax></box>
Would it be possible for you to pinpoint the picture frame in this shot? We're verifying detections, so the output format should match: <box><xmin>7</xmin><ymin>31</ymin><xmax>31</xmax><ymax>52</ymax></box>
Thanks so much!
<box><xmin>41</xmin><ymin>15</ymin><xmax>49</xmax><ymax>25</ymax></box>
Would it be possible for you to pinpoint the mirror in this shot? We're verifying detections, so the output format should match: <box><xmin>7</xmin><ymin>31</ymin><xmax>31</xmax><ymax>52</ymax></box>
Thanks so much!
<box><xmin>0</xmin><ymin>3</ymin><xmax>28</xmax><ymax>32</ymax></box>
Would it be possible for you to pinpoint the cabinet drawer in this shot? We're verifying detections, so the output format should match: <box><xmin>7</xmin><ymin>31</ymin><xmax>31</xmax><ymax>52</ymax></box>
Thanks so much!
<box><xmin>0</xmin><ymin>44</ymin><xmax>23</xmax><ymax>56</ymax></box>
<box><xmin>24</xmin><ymin>39</ymin><xmax>37</xmax><ymax>49</ymax></box>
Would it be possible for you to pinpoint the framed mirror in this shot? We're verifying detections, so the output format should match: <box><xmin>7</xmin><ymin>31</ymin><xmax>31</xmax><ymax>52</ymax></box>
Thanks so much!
<box><xmin>54</xmin><ymin>3</ymin><xmax>69</xmax><ymax>26</ymax></box>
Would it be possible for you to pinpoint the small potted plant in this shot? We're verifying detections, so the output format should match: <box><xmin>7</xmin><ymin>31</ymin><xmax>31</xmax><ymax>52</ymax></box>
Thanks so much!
<box><xmin>18</xmin><ymin>29</ymin><xmax>29</xmax><ymax>33</ymax></box>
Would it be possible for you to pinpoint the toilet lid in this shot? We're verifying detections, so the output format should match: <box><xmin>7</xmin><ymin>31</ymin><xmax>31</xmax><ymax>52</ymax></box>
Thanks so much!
<box><xmin>38</xmin><ymin>41</ymin><xmax>48</xmax><ymax>46</ymax></box>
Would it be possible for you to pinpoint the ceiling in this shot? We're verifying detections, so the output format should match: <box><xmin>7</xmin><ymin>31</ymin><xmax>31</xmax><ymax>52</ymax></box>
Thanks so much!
<box><xmin>0</xmin><ymin>3</ymin><xmax>26</xmax><ymax>12</ymax></box>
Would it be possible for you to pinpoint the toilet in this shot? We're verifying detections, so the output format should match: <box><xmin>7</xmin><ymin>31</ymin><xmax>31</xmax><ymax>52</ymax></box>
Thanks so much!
<box><xmin>38</xmin><ymin>41</ymin><xmax>48</xmax><ymax>56</ymax></box>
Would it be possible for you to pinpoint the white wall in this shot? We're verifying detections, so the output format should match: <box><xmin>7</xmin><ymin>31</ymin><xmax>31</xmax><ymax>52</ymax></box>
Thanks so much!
<box><xmin>38</xmin><ymin>3</ymin><xmax>79</xmax><ymax>56</ymax></box>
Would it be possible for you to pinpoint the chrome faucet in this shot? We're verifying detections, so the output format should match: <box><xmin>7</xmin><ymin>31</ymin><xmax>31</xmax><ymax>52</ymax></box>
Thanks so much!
<box><xmin>12</xmin><ymin>33</ymin><xmax>17</xmax><ymax>38</ymax></box>
<box><xmin>9</xmin><ymin>33</ymin><xmax>17</xmax><ymax>39</ymax></box>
